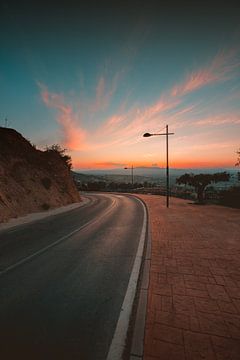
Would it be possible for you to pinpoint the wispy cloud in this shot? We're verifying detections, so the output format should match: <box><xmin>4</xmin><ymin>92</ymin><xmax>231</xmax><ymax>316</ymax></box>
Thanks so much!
<box><xmin>190</xmin><ymin>142</ymin><xmax>233</xmax><ymax>150</ymax></box>
<box><xmin>171</xmin><ymin>49</ymin><xmax>239</xmax><ymax>97</ymax></box>
<box><xmin>195</xmin><ymin>113</ymin><xmax>240</xmax><ymax>126</ymax></box>
<box><xmin>90</xmin><ymin>70</ymin><xmax>124</xmax><ymax>113</ymax></box>
<box><xmin>38</xmin><ymin>46</ymin><xmax>240</xmax><ymax>168</ymax></box>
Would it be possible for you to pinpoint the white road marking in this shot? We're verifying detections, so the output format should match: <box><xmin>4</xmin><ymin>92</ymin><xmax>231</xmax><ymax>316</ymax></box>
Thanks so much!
<box><xmin>106</xmin><ymin>196</ymin><xmax>147</xmax><ymax>360</ymax></box>
<box><xmin>0</xmin><ymin>197</ymin><xmax>117</xmax><ymax>276</ymax></box>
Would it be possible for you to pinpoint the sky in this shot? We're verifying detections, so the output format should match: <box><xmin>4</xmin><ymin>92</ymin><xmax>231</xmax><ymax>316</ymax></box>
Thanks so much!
<box><xmin>0</xmin><ymin>0</ymin><xmax>240</xmax><ymax>170</ymax></box>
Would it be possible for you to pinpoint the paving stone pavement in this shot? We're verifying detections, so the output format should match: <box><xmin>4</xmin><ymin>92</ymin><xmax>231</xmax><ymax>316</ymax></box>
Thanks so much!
<box><xmin>137</xmin><ymin>195</ymin><xmax>240</xmax><ymax>360</ymax></box>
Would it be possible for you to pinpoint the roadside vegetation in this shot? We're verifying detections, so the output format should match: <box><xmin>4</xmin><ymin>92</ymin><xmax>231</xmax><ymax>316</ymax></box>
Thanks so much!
<box><xmin>73</xmin><ymin>148</ymin><xmax>240</xmax><ymax>209</ymax></box>
<box><xmin>176</xmin><ymin>172</ymin><xmax>230</xmax><ymax>204</ymax></box>
<box><xmin>45</xmin><ymin>144</ymin><xmax>72</xmax><ymax>170</ymax></box>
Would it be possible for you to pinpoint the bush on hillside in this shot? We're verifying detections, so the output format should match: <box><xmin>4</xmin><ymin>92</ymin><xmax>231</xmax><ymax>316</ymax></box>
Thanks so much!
<box><xmin>45</xmin><ymin>144</ymin><xmax>72</xmax><ymax>170</ymax></box>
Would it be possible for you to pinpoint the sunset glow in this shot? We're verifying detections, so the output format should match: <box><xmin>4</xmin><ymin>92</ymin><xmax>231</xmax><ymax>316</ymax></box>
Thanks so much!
<box><xmin>1</xmin><ymin>2</ymin><xmax>239</xmax><ymax>170</ymax></box>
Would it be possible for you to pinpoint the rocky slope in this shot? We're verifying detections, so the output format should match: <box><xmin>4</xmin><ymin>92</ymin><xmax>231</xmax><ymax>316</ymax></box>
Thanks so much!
<box><xmin>0</xmin><ymin>127</ymin><xmax>80</xmax><ymax>222</ymax></box>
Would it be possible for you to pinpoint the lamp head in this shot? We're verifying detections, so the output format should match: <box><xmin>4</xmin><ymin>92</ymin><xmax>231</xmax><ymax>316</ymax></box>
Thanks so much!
<box><xmin>143</xmin><ymin>132</ymin><xmax>152</xmax><ymax>137</ymax></box>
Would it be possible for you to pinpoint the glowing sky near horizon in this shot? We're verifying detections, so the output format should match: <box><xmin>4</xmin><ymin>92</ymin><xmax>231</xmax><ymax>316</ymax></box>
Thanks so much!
<box><xmin>0</xmin><ymin>1</ymin><xmax>240</xmax><ymax>169</ymax></box>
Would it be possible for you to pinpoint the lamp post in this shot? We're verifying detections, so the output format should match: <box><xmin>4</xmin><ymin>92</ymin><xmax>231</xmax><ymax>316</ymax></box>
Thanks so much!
<box><xmin>143</xmin><ymin>125</ymin><xmax>174</xmax><ymax>208</ymax></box>
<box><xmin>124</xmin><ymin>165</ymin><xmax>134</xmax><ymax>188</ymax></box>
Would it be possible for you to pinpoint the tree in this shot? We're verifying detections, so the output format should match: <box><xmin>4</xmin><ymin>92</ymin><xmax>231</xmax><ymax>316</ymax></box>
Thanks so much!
<box><xmin>45</xmin><ymin>144</ymin><xmax>72</xmax><ymax>170</ymax></box>
<box><xmin>176</xmin><ymin>172</ymin><xmax>230</xmax><ymax>204</ymax></box>
<box><xmin>235</xmin><ymin>148</ymin><xmax>240</xmax><ymax>167</ymax></box>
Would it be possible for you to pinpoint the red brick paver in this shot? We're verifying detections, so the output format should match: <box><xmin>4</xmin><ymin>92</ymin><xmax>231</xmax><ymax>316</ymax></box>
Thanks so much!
<box><xmin>137</xmin><ymin>195</ymin><xmax>240</xmax><ymax>360</ymax></box>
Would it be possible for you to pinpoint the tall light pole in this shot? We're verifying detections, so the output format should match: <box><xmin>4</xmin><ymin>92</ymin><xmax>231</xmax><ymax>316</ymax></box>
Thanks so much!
<box><xmin>143</xmin><ymin>125</ymin><xmax>174</xmax><ymax>208</ymax></box>
<box><xmin>124</xmin><ymin>165</ymin><xmax>134</xmax><ymax>188</ymax></box>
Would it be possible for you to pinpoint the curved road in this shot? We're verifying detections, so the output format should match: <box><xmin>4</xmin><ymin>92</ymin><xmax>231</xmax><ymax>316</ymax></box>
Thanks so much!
<box><xmin>0</xmin><ymin>193</ymin><xmax>146</xmax><ymax>360</ymax></box>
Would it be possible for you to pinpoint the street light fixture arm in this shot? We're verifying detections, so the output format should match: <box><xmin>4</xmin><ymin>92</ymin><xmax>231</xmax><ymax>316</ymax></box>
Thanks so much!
<box><xmin>143</xmin><ymin>125</ymin><xmax>174</xmax><ymax>208</ymax></box>
<box><xmin>143</xmin><ymin>132</ymin><xmax>174</xmax><ymax>137</ymax></box>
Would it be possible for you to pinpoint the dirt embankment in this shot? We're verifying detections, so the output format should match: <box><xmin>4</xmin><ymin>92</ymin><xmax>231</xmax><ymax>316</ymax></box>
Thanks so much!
<box><xmin>0</xmin><ymin>127</ymin><xmax>80</xmax><ymax>222</ymax></box>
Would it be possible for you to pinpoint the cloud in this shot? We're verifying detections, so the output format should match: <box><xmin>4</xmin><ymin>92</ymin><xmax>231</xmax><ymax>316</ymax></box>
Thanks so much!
<box><xmin>73</xmin><ymin>160</ymin><xmax>127</xmax><ymax>169</ymax></box>
<box><xmin>190</xmin><ymin>142</ymin><xmax>233</xmax><ymax>151</ymax></box>
<box><xmin>195</xmin><ymin>113</ymin><xmax>240</xmax><ymax>126</ymax></box>
<box><xmin>38</xmin><ymin>83</ymin><xmax>87</xmax><ymax>150</ymax></box>
<box><xmin>38</xmin><ymin>46</ymin><xmax>240</xmax><ymax>169</ymax></box>
<box><xmin>90</xmin><ymin>68</ymin><xmax>125</xmax><ymax>113</ymax></box>
<box><xmin>171</xmin><ymin>49</ymin><xmax>240</xmax><ymax>97</ymax></box>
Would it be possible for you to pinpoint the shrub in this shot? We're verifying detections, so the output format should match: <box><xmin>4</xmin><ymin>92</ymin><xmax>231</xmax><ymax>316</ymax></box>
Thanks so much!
<box><xmin>45</xmin><ymin>144</ymin><xmax>72</xmax><ymax>170</ymax></box>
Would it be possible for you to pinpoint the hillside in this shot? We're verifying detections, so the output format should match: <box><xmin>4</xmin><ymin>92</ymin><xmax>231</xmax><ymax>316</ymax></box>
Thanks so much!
<box><xmin>0</xmin><ymin>127</ymin><xmax>80</xmax><ymax>222</ymax></box>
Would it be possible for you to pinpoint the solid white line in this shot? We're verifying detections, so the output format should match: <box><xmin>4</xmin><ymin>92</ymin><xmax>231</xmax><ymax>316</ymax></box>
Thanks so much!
<box><xmin>106</xmin><ymin>197</ymin><xmax>147</xmax><ymax>360</ymax></box>
<box><xmin>0</xmin><ymin>197</ymin><xmax>117</xmax><ymax>277</ymax></box>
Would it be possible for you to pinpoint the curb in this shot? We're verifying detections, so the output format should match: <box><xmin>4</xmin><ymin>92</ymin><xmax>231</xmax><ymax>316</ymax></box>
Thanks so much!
<box><xmin>129</xmin><ymin>199</ymin><xmax>151</xmax><ymax>359</ymax></box>
<box><xmin>106</xmin><ymin>196</ymin><xmax>148</xmax><ymax>360</ymax></box>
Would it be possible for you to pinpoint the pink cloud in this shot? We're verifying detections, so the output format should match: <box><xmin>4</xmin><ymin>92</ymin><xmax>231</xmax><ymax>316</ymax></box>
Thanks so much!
<box><xmin>171</xmin><ymin>49</ymin><xmax>239</xmax><ymax>97</ymax></box>
<box><xmin>195</xmin><ymin>113</ymin><xmax>240</xmax><ymax>126</ymax></box>
<box><xmin>38</xmin><ymin>47</ymin><xmax>240</xmax><ymax>159</ymax></box>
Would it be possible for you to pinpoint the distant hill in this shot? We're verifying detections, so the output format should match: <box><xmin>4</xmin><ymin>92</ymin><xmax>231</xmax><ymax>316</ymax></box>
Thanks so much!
<box><xmin>0</xmin><ymin>128</ymin><xmax>80</xmax><ymax>222</ymax></box>
<box><xmin>74</xmin><ymin>167</ymin><xmax>239</xmax><ymax>188</ymax></box>
<box><xmin>72</xmin><ymin>171</ymin><xmax>153</xmax><ymax>184</ymax></box>
<box><xmin>76</xmin><ymin>166</ymin><xmax>238</xmax><ymax>177</ymax></box>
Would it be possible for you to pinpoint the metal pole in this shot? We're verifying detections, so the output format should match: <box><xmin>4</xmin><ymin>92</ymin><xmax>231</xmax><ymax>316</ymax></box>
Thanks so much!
<box><xmin>166</xmin><ymin>124</ymin><xmax>169</xmax><ymax>208</ymax></box>
<box><xmin>131</xmin><ymin>165</ymin><xmax>134</xmax><ymax>188</ymax></box>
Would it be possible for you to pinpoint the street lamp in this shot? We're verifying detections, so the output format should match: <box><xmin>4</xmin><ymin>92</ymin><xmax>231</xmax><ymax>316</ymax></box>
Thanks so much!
<box><xmin>124</xmin><ymin>165</ymin><xmax>134</xmax><ymax>188</ymax></box>
<box><xmin>143</xmin><ymin>125</ymin><xmax>174</xmax><ymax>208</ymax></box>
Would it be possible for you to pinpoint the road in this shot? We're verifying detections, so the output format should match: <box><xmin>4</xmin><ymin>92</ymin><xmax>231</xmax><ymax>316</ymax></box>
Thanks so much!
<box><xmin>0</xmin><ymin>193</ymin><xmax>146</xmax><ymax>360</ymax></box>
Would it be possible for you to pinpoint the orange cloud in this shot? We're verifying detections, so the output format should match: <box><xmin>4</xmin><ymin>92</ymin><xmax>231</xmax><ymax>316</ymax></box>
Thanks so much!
<box><xmin>72</xmin><ymin>157</ymin><xmax>235</xmax><ymax>170</ymax></box>
<box><xmin>39</xmin><ymin>83</ymin><xmax>87</xmax><ymax>150</ymax></box>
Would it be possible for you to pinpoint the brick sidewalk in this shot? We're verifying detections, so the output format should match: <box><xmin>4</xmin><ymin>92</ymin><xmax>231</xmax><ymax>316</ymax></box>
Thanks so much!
<box><xmin>137</xmin><ymin>195</ymin><xmax>240</xmax><ymax>360</ymax></box>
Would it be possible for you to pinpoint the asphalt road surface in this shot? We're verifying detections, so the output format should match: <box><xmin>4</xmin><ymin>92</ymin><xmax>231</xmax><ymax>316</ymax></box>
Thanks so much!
<box><xmin>0</xmin><ymin>193</ymin><xmax>145</xmax><ymax>360</ymax></box>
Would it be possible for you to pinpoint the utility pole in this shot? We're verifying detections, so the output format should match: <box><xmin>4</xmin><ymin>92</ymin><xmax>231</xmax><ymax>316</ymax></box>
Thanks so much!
<box><xmin>4</xmin><ymin>117</ymin><xmax>8</xmax><ymax>128</ymax></box>
<box><xmin>124</xmin><ymin>165</ymin><xmax>135</xmax><ymax>189</ymax></box>
<box><xmin>131</xmin><ymin>165</ymin><xmax>134</xmax><ymax>188</ymax></box>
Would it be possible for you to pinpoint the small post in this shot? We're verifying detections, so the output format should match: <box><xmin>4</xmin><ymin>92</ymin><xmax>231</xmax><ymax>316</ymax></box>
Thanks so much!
<box><xmin>131</xmin><ymin>165</ymin><xmax>134</xmax><ymax>188</ymax></box>
<box><xmin>166</xmin><ymin>125</ymin><xmax>169</xmax><ymax>208</ymax></box>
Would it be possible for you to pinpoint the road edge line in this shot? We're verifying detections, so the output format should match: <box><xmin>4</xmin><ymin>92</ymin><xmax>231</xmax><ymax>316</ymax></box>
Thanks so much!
<box><xmin>129</xmin><ymin>197</ymin><xmax>151</xmax><ymax>359</ymax></box>
<box><xmin>106</xmin><ymin>196</ymin><xmax>148</xmax><ymax>360</ymax></box>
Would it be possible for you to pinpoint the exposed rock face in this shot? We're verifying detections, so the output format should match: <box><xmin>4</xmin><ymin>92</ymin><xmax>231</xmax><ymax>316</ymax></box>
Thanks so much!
<box><xmin>0</xmin><ymin>127</ymin><xmax>81</xmax><ymax>222</ymax></box>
